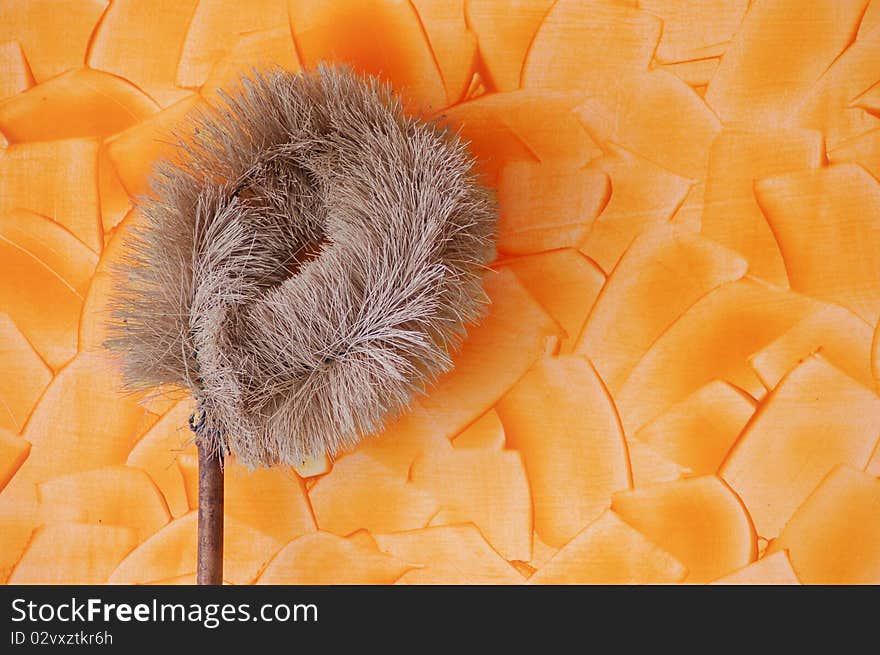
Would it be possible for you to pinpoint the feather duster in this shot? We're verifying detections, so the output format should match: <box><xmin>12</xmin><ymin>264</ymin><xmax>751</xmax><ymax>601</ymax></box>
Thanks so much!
<box><xmin>106</xmin><ymin>65</ymin><xmax>497</xmax><ymax>468</ymax></box>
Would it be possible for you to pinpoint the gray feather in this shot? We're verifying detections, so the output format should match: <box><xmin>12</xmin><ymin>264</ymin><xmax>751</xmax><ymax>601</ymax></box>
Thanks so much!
<box><xmin>105</xmin><ymin>65</ymin><xmax>497</xmax><ymax>467</ymax></box>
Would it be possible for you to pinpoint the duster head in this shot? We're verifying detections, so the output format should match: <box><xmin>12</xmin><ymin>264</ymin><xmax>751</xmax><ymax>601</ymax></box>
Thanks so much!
<box><xmin>106</xmin><ymin>66</ymin><xmax>497</xmax><ymax>467</ymax></box>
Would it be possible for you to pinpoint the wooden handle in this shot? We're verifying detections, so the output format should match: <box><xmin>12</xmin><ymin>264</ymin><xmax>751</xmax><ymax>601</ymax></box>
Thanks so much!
<box><xmin>197</xmin><ymin>442</ymin><xmax>224</xmax><ymax>585</ymax></box>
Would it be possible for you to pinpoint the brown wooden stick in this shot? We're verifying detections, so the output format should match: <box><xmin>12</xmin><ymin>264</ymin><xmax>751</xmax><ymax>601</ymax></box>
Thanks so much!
<box><xmin>197</xmin><ymin>442</ymin><xmax>224</xmax><ymax>585</ymax></box>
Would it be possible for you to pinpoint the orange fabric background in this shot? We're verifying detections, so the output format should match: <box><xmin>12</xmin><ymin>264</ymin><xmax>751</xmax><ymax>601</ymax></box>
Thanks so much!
<box><xmin>1</xmin><ymin>0</ymin><xmax>879</xmax><ymax>584</ymax></box>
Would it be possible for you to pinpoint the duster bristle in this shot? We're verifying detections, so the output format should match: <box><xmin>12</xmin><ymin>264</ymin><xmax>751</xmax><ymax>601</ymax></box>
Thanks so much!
<box><xmin>106</xmin><ymin>65</ymin><xmax>497</xmax><ymax>467</ymax></box>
